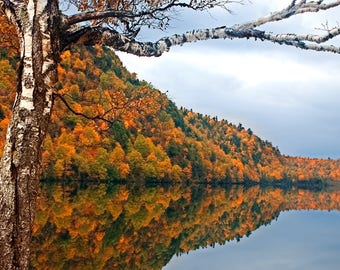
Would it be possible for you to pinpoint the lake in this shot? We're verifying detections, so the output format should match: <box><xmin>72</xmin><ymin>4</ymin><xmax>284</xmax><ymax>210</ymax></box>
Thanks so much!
<box><xmin>164</xmin><ymin>210</ymin><xmax>340</xmax><ymax>270</ymax></box>
<box><xmin>30</xmin><ymin>183</ymin><xmax>340</xmax><ymax>269</ymax></box>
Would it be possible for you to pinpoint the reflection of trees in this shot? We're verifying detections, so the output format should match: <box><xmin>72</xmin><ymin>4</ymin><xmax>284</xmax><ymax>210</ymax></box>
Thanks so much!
<box><xmin>31</xmin><ymin>184</ymin><xmax>340</xmax><ymax>269</ymax></box>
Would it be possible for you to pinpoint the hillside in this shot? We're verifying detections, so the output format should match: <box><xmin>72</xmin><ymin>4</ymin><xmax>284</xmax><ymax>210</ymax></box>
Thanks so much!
<box><xmin>1</xmin><ymin>14</ymin><xmax>340</xmax><ymax>183</ymax></box>
<box><xmin>30</xmin><ymin>183</ymin><xmax>340</xmax><ymax>269</ymax></box>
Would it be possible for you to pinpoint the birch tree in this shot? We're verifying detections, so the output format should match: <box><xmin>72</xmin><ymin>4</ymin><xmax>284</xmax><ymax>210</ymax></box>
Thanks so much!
<box><xmin>0</xmin><ymin>0</ymin><xmax>340</xmax><ymax>269</ymax></box>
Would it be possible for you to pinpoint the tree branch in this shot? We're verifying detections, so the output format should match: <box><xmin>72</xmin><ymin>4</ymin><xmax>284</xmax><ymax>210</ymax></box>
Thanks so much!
<box><xmin>235</xmin><ymin>0</ymin><xmax>340</xmax><ymax>30</ymax></box>
<box><xmin>0</xmin><ymin>0</ymin><xmax>15</xmax><ymax>18</ymax></box>
<box><xmin>54</xmin><ymin>92</ymin><xmax>116</xmax><ymax>124</ymax></box>
<box><xmin>268</xmin><ymin>27</ymin><xmax>340</xmax><ymax>44</ymax></box>
<box><xmin>63</xmin><ymin>23</ymin><xmax>340</xmax><ymax>56</ymax></box>
<box><xmin>62</xmin><ymin>0</ymin><xmax>340</xmax><ymax>55</ymax></box>
<box><xmin>65</xmin><ymin>9</ymin><xmax>134</xmax><ymax>28</ymax></box>
<box><xmin>65</xmin><ymin>0</ymin><xmax>237</xmax><ymax>28</ymax></box>
<box><xmin>0</xmin><ymin>0</ymin><xmax>26</xmax><ymax>28</ymax></box>
<box><xmin>63</xmin><ymin>0</ymin><xmax>238</xmax><ymax>39</ymax></box>
<box><xmin>54</xmin><ymin>86</ymin><xmax>164</xmax><ymax>125</ymax></box>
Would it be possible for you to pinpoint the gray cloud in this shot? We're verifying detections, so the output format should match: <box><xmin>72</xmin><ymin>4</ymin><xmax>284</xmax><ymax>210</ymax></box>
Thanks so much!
<box><xmin>117</xmin><ymin>1</ymin><xmax>340</xmax><ymax>158</ymax></box>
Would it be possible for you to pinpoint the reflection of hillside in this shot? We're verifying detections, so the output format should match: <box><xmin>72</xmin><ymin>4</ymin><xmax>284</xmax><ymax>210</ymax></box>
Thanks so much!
<box><xmin>31</xmin><ymin>184</ymin><xmax>340</xmax><ymax>269</ymax></box>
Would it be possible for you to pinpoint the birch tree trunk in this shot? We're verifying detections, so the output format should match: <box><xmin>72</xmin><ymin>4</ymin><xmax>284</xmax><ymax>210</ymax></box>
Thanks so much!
<box><xmin>0</xmin><ymin>0</ymin><xmax>339</xmax><ymax>269</ymax></box>
<box><xmin>0</xmin><ymin>1</ymin><xmax>60</xmax><ymax>269</ymax></box>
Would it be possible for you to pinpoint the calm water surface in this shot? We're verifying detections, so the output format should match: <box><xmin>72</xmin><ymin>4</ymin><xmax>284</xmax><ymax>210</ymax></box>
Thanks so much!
<box><xmin>31</xmin><ymin>183</ymin><xmax>340</xmax><ymax>269</ymax></box>
<box><xmin>163</xmin><ymin>210</ymin><xmax>340</xmax><ymax>270</ymax></box>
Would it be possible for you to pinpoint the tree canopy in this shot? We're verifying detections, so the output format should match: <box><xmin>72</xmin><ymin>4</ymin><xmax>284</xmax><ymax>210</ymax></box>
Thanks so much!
<box><xmin>2</xmin><ymin>0</ymin><xmax>340</xmax><ymax>56</ymax></box>
<box><xmin>1</xmin><ymin>0</ymin><xmax>340</xmax><ymax>269</ymax></box>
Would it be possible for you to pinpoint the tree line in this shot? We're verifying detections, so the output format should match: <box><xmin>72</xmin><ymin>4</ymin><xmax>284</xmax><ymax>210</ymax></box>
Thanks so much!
<box><xmin>30</xmin><ymin>183</ymin><xmax>340</xmax><ymax>269</ymax></box>
<box><xmin>1</xmin><ymin>41</ymin><xmax>340</xmax><ymax>184</ymax></box>
<box><xmin>1</xmin><ymin>1</ymin><xmax>340</xmax><ymax>268</ymax></box>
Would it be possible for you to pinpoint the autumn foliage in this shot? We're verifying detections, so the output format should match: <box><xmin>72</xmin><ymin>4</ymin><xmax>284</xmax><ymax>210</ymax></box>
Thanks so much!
<box><xmin>1</xmin><ymin>14</ymin><xmax>340</xmax><ymax>183</ymax></box>
<box><xmin>30</xmin><ymin>183</ymin><xmax>340</xmax><ymax>269</ymax></box>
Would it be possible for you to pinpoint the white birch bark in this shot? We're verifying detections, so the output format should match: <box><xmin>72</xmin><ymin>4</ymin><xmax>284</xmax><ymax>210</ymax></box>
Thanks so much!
<box><xmin>0</xmin><ymin>1</ymin><xmax>59</xmax><ymax>269</ymax></box>
<box><xmin>62</xmin><ymin>0</ymin><xmax>340</xmax><ymax>55</ymax></box>
<box><xmin>65</xmin><ymin>19</ymin><xmax>340</xmax><ymax>56</ymax></box>
<box><xmin>0</xmin><ymin>0</ymin><xmax>339</xmax><ymax>269</ymax></box>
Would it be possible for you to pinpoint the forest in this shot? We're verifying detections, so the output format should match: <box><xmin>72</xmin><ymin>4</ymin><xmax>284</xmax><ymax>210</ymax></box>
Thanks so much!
<box><xmin>1</xmin><ymin>14</ymin><xmax>340</xmax><ymax>184</ymax></box>
<box><xmin>30</xmin><ymin>183</ymin><xmax>340</xmax><ymax>269</ymax></box>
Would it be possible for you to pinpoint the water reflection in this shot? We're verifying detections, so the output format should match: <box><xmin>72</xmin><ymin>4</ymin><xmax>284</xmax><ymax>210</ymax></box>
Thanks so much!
<box><xmin>31</xmin><ymin>183</ymin><xmax>340</xmax><ymax>269</ymax></box>
<box><xmin>164</xmin><ymin>210</ymin><xmax>340</xmax><ymax>270</ymax></box>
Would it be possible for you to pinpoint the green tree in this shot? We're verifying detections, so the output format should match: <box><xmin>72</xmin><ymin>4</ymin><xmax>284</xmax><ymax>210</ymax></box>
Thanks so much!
<box><xmin>134</xmin><ymin>134</ymin><xmax>151</xmax><ymax>158</ymax></box>
<box><xmin>127</xmin><ymin>149</ymin><xmax>145</xmax><ymax>179</ymax></box>
<box><xmin>110</xmin><ymin>120</ymin><xmax>130</xmax><ymax>150</ymax></box>
<box><xmin>1</xmin><ymin>0</ymin><xmax>340</xmax><ymax>268</ymax></box>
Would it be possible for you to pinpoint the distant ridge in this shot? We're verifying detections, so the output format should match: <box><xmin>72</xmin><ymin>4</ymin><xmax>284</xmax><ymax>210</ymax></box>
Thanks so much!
<box><xmin>1</xmin><ymin>43</ymin><xmax>340</xmax><ymax>183</ymax></box>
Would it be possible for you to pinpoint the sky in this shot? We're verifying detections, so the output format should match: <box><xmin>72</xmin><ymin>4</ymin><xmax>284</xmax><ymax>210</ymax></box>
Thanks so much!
<box><xmin>163</xmin><ymin>210</ymin><xmax>340</xmax><ymax>270</ymax></box>
<box><xmin>116</xmin><ymin>0</ymin><xmax>340</xmax><ymax>159</ymax></box>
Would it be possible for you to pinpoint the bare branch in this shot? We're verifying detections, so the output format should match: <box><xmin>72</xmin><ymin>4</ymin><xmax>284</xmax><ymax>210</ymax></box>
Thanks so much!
<box><xmin>0</xmin><ymin>0</ymin><xmax>15</xmax><ymax>17</ymax></box>
<box><xmin>271</xmin><ymin>27</ymin><xmax>340</xmax><ymax>44</ymax></box>
<box><xmin>54</xmin><ymin>92</ymin><xmax>116</xmax><ymax>124</ymax></box>
<box><xmin>65</xmin><ymin>0</ymin><xmax>238</xmax><ymax>27</ymax></box>
<box><xmin>54</xmin><ymin>85</ymin><xmax>165</xmax><ymax>126</ymax></box>
<box><xmin>65</xmin><ymin>9</ymin><xmax>134</xmax><ymax>28</ymax></box>
<box><xmin>63</xmin><ymin>22</ymin><xmax>340</xmax><ymax>56</ymax></box>
<box><xmin>62</xmin><ymin>0</ymin><xmax>340</xmax><ymax>55</ymax></box>
<box><xmin>63</xmin><ymin>0</ymin><xmax>238</xmax><ymax>38</ymax></box>
<box><xmin>0</xmin><ymin>0</ymin><xmax>26</xmax><ymax>27</ymax></box>
<box><xmin>236</xmin><ymin>0</ymin><xmax>340</xmax><ymax>30</ymax></box>
<box><xmin>262</xmin><ymin>32</ymin><xmax>340</xmax><ymax>53</ymax></box>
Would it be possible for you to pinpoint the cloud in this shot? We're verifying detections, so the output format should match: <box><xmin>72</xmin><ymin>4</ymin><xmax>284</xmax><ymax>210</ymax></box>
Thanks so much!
<box><xmin>117</xmin><ymin>1</ymin><xmax>340</xmax><ymax>158</ymax></box>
